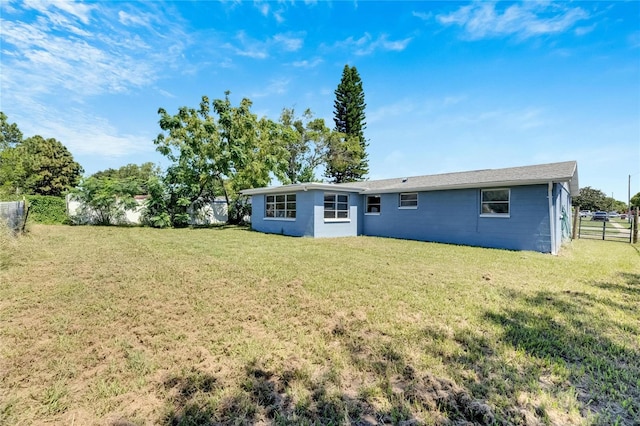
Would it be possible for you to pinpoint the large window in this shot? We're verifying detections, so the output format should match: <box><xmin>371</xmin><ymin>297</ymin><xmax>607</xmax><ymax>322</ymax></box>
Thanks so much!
<box><xmin>265</xmin><ymin>194</ymin><xmax>296</xmax><ymax>219</ymax></box>
<box><xmin>366</xmin><ymin>195</ymin><xmax>381</xmax><ymax>214</ymax></box>
<box><xmin>324</xmin><ymin>193</ymin><xmax>349</xmax><ymax>219</ymax></box>
<box><xmin>399</xmin><ymin>192</ymin><xmax>418</xmax><ymax>208</ymax></box>
<box><xmin>481</xmin><ymin>189</ymin><xmax>510</xmax><ymax>216</ymax></box>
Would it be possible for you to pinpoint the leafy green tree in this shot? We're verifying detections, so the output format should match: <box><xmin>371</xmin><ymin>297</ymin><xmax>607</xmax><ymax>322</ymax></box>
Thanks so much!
<box><xmin>278</xmin><ymin>108</ymin><xmax>335</xmax><ymax>183</ymax></box>
<box><xmin>0</xmin><ymin>147</ymin><xmax>24</xmax><ymax>196</ymax></box>
<box><xmin>69</xmin><ymin>176</ymin><xmax>138</xmax><ymax>225</ymax></box>
<box><xmin>327</xmin><ymin>64</ymin><xmax>368</xmax><ymax>183</ymax></box>
<box><xmin>3</xmin><ymin>135</ymin><xmax>82</xmax><ymax>196</ymax></box>
<box><xmin>0</xmin><ymin>113</ymin><xmax>24</xmax><ymax>196</ymax></box>
<box><xmin>572</xmin><ymin>186</ymin><xmax>608</xmax><ymax>211</ymax></box>
<box><xmin>141</xmin><ymin>176</ymin><xmax>172</xmax><ymax>228</ymax></box>
<box><xmin>604</xmin><ymin>198</ymin><xmax>627</xmax><ymax>213</ymax></box>
<box><xmin>631</xmin><ymin>192</ymin><xmax>640</xmax><ymax>209</ymax></box>
<box><xmin>154</xmin><ymin>92</ymin><xmax>287</xmax><ymax>226</ymax></box>
<box><xmin>0</xmin><ymin>112</ymin><xmax>23</xmax><ymax>150</ymax></box>
<box><xmin>91</xmin><ymin>162</ymin><xmax>160</xmax><ymax>194</ymax></box>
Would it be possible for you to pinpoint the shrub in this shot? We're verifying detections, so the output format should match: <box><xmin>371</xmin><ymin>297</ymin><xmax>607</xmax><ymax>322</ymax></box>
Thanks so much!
<box><xmin>25</xmin><ymin>195</ymin><xmax>67</xmax><ymax>224</ymax></box>
<box><xmin>69</xmin><ymin>177</ymin><xmax>137</xmax><ymax>225</ymax></box>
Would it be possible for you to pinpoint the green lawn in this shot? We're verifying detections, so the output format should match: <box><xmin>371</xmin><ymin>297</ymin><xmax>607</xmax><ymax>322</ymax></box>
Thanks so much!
<box><xmin>1</xmin><ymin>225</ymin><xmax>639</xmax><ymax>425</ymax></box>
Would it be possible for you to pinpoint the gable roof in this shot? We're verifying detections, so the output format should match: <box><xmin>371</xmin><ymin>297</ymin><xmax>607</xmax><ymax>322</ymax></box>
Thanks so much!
<box><xmin>338</xmin><ymin>161</ymin><xmax>579</xmax><ymax>195</ymax></box>
<box><xmin>241</xmin><ymin>161</ymin><xmax>579</xmax><ymax>196</ymax></box>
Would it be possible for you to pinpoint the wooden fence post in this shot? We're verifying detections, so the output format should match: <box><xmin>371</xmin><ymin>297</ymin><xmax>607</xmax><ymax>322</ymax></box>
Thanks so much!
<box><xmin>572</xmin><ymin>207</ymin><xmax>579</xmax><ymax>240</ymax></box>
<box><xmin>633</xmin><ymin>207</ymin><xmax>639</xmax><ymax>244</ymax></box>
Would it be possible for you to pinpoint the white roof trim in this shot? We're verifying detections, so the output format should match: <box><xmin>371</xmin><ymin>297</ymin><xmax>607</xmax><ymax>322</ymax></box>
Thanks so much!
<box><xmin>241</xmin><ymin>182</ymin><xmax>366</xmax><ymax>196</ymax></box>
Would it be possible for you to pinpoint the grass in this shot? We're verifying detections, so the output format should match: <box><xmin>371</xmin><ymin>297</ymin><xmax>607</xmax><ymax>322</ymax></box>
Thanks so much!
<box><xmin>1</xmin><ymin>225</ymin><xmax>639</xmax><ymax>425</ymax></box>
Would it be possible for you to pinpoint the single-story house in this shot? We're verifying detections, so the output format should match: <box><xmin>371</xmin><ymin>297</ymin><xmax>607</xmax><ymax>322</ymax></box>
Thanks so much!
<box><xmin>241</xmin><ymin>161</ymin><xmax>578</xmax><ymax>254</ymax></box>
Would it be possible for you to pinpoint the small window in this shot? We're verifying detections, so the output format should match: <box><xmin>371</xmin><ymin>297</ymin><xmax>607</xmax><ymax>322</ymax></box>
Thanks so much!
<box><xmin>481</xmin><ymin>189</ymin><xmax>510</xmax><ymax>216</ymax></box>
<box><xmin>265</xmin><ymin>193</ymin><xmax>296</xmax><ymax>219</ymax></box>
<box><xmin>324</xmin><ymin>193</ymin><xmax>349</xmax><ymax>220</ymax></box>
<box><xmin>399</xmin><ymin>193</ymin><xmax>418</xmax><ymax>208</ymax></box>
<box><xmin>366</xmin><ymin>195</ymin><xmax>381</xmax><ymax>214</ymax></box>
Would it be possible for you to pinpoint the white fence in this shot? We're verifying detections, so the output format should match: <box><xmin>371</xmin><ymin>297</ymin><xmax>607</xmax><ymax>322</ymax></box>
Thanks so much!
<box><xmin>0</xmin><ymin>200</ymin><xmax>27</xmax><ymax>233</ymax></box>
<box><xmin>66</xmin><ymin>195</ymin><xmax>228</xmax><ymax>226</ymax></box>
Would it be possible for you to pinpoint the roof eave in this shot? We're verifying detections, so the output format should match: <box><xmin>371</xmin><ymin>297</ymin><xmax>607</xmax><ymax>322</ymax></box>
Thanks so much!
<box><xmin>241</xmin><ymin>183</ymin><xmax>366</xmax><ymax>196</ymax></box>
<box><xmin>362</xmin><ymin>178</ymin><xmax>577</xmax><ymax>194</ymax></box>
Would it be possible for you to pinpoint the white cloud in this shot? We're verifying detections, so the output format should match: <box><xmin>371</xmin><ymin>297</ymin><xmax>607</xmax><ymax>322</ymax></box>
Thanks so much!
<box><xmin>439</xmin><ymin>107</ymin><xmax>547</xmax><ymax>131</ymax></box>
<box><xmin>574</xmin><ymin>24</ymin><xmax>596</xmax><ymax>36</ymax></box>
<box><xmin>253</xmin><ymin>0</ymin><xmax>286</xmax><ymax>23</ymax></box>
<box><xmin>335</xmin><ymin>33</ymin><xmax>412</xmax><ymax>56</ymax></box>
<box><xmin>273</xmin><ymin>33</ymin><xmax>304</xmax><ymax>51</ymax></box>
<box><xmin>273</xmin><ymin>10</ymin><xmax>285</xmax><ymax>24</ymax></box>
<box><xmin>443</xmin><ymin>95</ymin><xmax>467</xmax><ymax>106</ymax></box>
<box><xmin>227</xmin><ymin>31</ymin><xmax>305</xmax><ymax>59</ymax></box>
<box><xmin>250</xmin><ymin>78</ymin><xmax>290</xmax><ymax>98</ymax></box>
<box><xmin>291</xmin><ymin>58</ymin><xmax>323</xmax><ymax>68</ymax></box>
<box><xmin>118</xmin><ymin>10</ymin><xmax>150</xmax><ymax>27</ymax></box>
<box><xmin>255</xmin><ymin>1</ymin><xmax>270</xmax><ymax>17</ymax></box>
<box><xmin>0</xmin><ymin>1</ymin><xmax>190</xmax><ymax>164</ymax></box>
<box><xmin>1</xmin><ymin>2</ymin><xmax>189</xmax><ymax>102</ymax></box>
<box><xmin>24</xmin><ymin>0</ymin><xmax>95</xmax><ymax>25</ymax></box>
<box><xmin>412</xmin><ymin>11</ymin><xmax>433</xmax><ymax>21</ymax></box>
<box><xmin>437</xmin><ymin>2</ymin><xmax>589</xmax><ymax>40</ymax></box>
<box><xmin>369</xmin><ymin>95</ymin><xmax>465</xmax><ymax>124</ymax></box>
<box><xmin>15</xmin><ymin>104</ymin><xmax>153</xmax><ymax>158</ymax></box>
<box><xmin>368</xmin><ymin>99</ymin><xmax>418</xmax><ymax>124</ymax></box>
<box><xmin>629</xmin><ymin>31</ymin><xmax>640</xmax><ymax>49</ymax></box>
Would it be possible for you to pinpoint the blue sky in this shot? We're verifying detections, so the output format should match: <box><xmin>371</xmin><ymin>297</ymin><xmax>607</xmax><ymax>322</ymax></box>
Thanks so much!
<box><xmin>1</xmin><ymin>1</ymin><xmax>639</xmax><ymax>202</ymax></box>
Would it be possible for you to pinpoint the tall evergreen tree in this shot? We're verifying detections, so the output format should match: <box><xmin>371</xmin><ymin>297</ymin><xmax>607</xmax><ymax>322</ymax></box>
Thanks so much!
<box><xmin>326</xmin><ymin>65</ymin><xmax>368</xmax><ymax>183</ymax></box>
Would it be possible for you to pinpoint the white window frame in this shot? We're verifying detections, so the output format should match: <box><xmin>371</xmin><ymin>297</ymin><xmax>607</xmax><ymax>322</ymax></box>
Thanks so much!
<box><xmin>366</xmin><ymin>195</ymin><xmax>381</xmax><ymax>215</ymax></box>
<box><xmin>480</xmin><ymin>188</ymin><xmax>510</xmax><ymax>217</ymax></box>
<box><xmin>265</xmin><ymin>193</ymin><xmax>296</xmax><ymax>221</ymax></box>
<box><xmin>324</xmin><ymin>193</ymin><xmax>350</xmax><ymax>221</ymax></box>
<box><xmin>398</xmin><ymin>192</ymin><xmax>418</xmax><ymax>209</ymax></box>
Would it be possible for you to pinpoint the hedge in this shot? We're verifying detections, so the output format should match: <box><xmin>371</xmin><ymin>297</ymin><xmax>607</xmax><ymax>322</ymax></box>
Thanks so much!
<box><xmin>0</xmin><ymin>194</ymin><xmax>68</xmax><ymax>224</ymax></box>
<box><xmin>25</xmin><ymin>195</ymin><xmax>68</xmax><ymax>224</ymax></box>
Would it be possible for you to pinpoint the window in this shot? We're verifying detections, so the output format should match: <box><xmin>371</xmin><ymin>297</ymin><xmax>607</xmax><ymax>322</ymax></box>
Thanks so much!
<box><xmin>481</xmin><ymin>189</ymin><xmax>510</xmax><ymax>216</ymax></box>
<box><xmin>265</xmin><ymin>194</ymin><xmax>296</xmax><ymax>219</ymax></box>
<box><xmin>324</xmin><ymin>193</ymin><xmax>349</xmax><ymax>219</ymax></box>
<box><xmin>366</xmin><ymin>195</ymin><xmax>381</xmax><ymax>214</ymax></box>
<box><xmin>399</xmin><ymin>193</ymin><xmax>418</xmax><ymax>208</ymax></box>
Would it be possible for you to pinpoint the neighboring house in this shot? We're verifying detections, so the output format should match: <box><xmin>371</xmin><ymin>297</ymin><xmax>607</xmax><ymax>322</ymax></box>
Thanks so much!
<box><xmin>241</xmin><ymin>161</ymin><xmax>578</xmax><ymax>254</ymax></box>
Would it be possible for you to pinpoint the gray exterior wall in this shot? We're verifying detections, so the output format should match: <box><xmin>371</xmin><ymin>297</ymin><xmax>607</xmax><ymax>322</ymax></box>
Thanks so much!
<box><xmin>312</xmin><ymin>190</ymin><xmax>360</xmax><ymax>238</ymax></box>
<box><xmin>250</xmin><ymin>189</ymin><xmax>361</xmax><ymax>238</ymax></box>
<box><xmin>250</xmin><ymin>190</ymin><xmax>316</xmax><ymax>236</ymax></box>
<box><xmin>362</xmin><ymin>185</ymin><xmax>554</xmax><ymax>252</ymax></box>
<box><xmin>250</xmin><ymin>183</ymin><xmax>570</xmax><ymax>253</ymax></box>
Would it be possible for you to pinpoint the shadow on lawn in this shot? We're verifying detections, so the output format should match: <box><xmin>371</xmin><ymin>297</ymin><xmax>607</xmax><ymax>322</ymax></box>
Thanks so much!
<box><xmin>161</xmin><ymin>358</ymin><xmax>497</xmax><ymax>426</ymax></box>
<box><xmin>593</xmin><ymin>272</ymin><xmax>640</xmax><ymax>296</ymax></box>
<box><xmin>481</xmin><ymin>287</ymin><xmax>640</xmax><ymax>425</ymax></box>
<box><xmin>159</xmin><ymin>364</ymin><xmax>392</xmax><ymax>425</ymax></box>
<box><xmin>158</xmin><ymin>278</ymin><xmax>639</xmax><ymax>425</ymax></box>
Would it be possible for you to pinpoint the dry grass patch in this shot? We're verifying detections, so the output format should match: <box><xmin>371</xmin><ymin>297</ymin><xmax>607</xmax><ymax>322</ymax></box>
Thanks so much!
<box><xmin>1</xmin><ymin>225</ymin><xmax>639</xmax><ymax>425</ymax></box>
